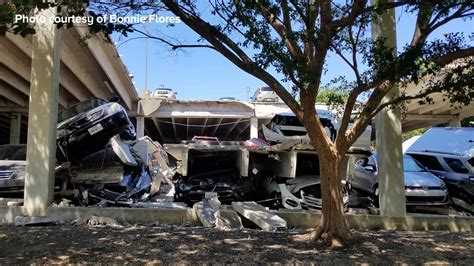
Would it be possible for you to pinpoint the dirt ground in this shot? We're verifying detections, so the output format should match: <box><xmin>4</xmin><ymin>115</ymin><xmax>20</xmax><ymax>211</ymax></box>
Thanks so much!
<box><xmin>0</xmin><ymin>224</ymin><xmax>472</xmax><ymax>264</ymax></box>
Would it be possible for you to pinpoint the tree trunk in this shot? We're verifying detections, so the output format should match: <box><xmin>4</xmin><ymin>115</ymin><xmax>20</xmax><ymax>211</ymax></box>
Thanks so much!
<box><xmin>299</xmin><ymin>150</ymin><xmax>352</xmax><ymax>246</ymax></box>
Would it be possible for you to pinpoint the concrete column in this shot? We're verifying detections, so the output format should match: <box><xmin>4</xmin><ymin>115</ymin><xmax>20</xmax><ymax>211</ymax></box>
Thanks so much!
<box><xmin>23</xmin><ymin>6</ymin><xmax>62</xmax><ymax>216</ymax></box>
<box><xmin>372</xmin><ymin>0</ymin><xmax>406</xmax><ymax>217</ymax></box>
<box><xmin>136</xmin><ymin>116</ymin><xmax>145</xmax><ymax>138</ymax></box>
<box><xmin>9</xmin><ymin>113</ymin><xmax>21</xmax><ymax>144</ymax></box>
<box><xmin>450</xmin><ymin>117</ymin><xmax>461</xmax><ymax>127</ymax></box>
<box><xmin>250</xmin><ymin>117</ymin><xmax>258</xmax><ymax>139</ymax></box>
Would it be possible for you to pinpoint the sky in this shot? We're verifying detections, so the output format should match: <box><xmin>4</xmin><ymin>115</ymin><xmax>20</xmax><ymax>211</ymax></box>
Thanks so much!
<box><xmin>112</xmin><ymin>4</ymin><xmax>473</xmax><ymax>101</ymax></box>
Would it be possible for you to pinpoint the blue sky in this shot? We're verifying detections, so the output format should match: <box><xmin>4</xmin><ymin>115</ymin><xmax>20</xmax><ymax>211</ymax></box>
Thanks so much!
<box><xmin>112</xmin><ymin>6</ymin><xmax>473</xmax><ymax>101</ymax></box>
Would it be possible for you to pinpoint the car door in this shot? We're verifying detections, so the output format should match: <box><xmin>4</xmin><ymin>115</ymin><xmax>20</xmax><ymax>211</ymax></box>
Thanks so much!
<box><xmin>352</xmin><ymin>156</ymin><xmax>375</xmax><ymax>194</ymax></box>
<box><xmin>355</xmin><ymin>155</ymin><xmax>377</xmax><ymax>194</ymax></box>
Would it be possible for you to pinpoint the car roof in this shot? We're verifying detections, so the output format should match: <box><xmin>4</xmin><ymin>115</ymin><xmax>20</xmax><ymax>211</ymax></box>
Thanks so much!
<box><xmin>406</xmin><ymin>127</ymin><xmax>474</xmax><ymax>158</ymax></box>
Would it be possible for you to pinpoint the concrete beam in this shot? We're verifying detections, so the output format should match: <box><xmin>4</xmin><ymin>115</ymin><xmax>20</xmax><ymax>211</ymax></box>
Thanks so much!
<box><xmin>0</xmin><ymin>44</ymin><xmax>69</xmax><ymax>107</ymax></box>
<box><xmin>0</xmin><ymin>82</ymin><xmax>28</xmax><ymax>106</ymax></box>
<box><xmin>136</xmin><ymin>116</ymin><xmax>145</xmax><ymax>138</ymax></box>
<box><xmin>23</xmin><ymin>8</ymin><xmax>62</xmax><ymax>216</ymax></box>
<box><xmin>403</xmin><ymin>114</ymin><xmax>455</xmax><ymax>121</ymax></box>
<box><xmin>0</xmin><ymin>106</ymin><xmax>29</xmax><ymax>113</ymax></box>
<box><xmin>9</xmin><ymin>113</ymin><xmax>21</xmax><ymax>144</ymax></box>
<box><xmin>450</xmin><ymin>117</ymin><xmax>462</xmax><ymax>127</ymax></box>
<box><xmin>372</xmin><ymin>0</ymin><xmax>406</xmax><ymax>217</ymax></box>
<box><xmin>6</xmin><ymin>32</ymin><xmax>90</xmax><ymax>102</ymax></box>
<box><xmin>232</xmin><ymin>202</ymin><xmax>287</xmax><ymax>232</ymax></box>
<box><xmin>74</xmin><ymin>26</ymin><xmax>136</xmax><ymax>110</ymax></box>
<box><xmin>250</xmin><ymin>117</ymin><xmax>258</xmax><ymax>138</ymax></box>
<box><xmin>223</xmin><ymin>118</ymin><xmax>242</xmax><ymax>140</ymax></box>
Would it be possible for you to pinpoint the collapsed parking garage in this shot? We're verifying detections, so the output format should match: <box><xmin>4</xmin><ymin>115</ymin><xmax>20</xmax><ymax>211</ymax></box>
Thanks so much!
<box><xmin>0</xmin><ymin>17</ymin><xmax>473</xmax><ymax>232</ymax></box>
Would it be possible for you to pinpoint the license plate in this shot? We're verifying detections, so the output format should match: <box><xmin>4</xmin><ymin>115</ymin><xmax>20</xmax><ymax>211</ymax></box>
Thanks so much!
<box><xmin>88</xmin><ymin>123</ymin><xmax>103</xmax><ymax>135</ymax></box>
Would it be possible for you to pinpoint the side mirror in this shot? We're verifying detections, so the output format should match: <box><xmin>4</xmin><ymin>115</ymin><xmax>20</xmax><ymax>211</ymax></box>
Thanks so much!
<box><xmin>109</xmin><ymin>96</ymin><xmax>120</xmax><ymax>102</ymax></box>
<box><xmin>364</xmin><ymin>165</ymin><xmax>375</xmax><ymax>172</ymax></box>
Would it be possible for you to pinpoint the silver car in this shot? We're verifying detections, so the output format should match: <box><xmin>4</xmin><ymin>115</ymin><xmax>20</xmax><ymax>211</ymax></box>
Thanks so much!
<box><xmin>349</xmin><ymin>154</ymin><xmax>449</xmax><ymax>205</ymax></box>
<box><xmin>0</xmin><ymin>144</ymin><xmax>26</xmax><ymax>194</ymax></box>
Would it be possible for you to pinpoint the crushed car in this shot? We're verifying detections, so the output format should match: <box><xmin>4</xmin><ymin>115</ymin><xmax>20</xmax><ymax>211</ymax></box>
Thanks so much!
<box><xmin>56</xmin><ymin>96</ymin><xmax>136</xmax><ymax>162</ymax></box>
<box><xmin>263</xmin><ymin>175</ymin><xmax>349</xmax><ymax>210</ymax></box>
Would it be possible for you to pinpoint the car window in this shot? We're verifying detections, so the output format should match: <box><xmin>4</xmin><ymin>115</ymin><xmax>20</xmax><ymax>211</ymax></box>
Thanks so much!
<box><xmin>468</xmin><ymin>157</ymin><xmax>474</xmax><ymax>168</ymax></box>
<box><xmin>443</xmin><ymin>157</ymin><xmax>469</xmax><ymax>174</ymax></box>
<box><xmin>260</xmin><ymin>87</ymin><xmax>273</xmax><ymax>92</ymax></box>
<box><xmin>404</xmin><ymin>156</ymin><xmax>426</xmax><ymax>172</ymax></box>
<box><xmin>58</xmin><ymin>98</ymin><xmax>107</xmax><ymax>122</ymax></box>
<box><xmin>408</xmin><ymin>154</ymin><xmax>444</xmax><ymax>171</ymax></box>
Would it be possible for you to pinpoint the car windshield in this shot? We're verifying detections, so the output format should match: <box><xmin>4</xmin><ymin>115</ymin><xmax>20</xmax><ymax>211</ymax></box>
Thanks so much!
<box><xmin>260</xmin><ymin>87</ymin><xmax>273</xmax><ymax>92</ymax></box>
<box><xmin>155</xmin><ymin>90</ymin><xmax>170</xmax><ymax>94</ymax></box>
<box><xmin>58</xmin><ymin>98</ymin><xmax>107</xmax><ymax>122</ymax></box>
<box><xmin>404</xmin><ymin>156</ymin><xmax>426</xmax><ymax>172</ymax></box>
<box><xmin>273</xmin><ymin>115</ymin><xmax>303</xmax><ymax>127</ymax></box>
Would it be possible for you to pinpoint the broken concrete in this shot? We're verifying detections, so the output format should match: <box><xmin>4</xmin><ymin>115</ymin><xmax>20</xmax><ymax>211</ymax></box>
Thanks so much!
<box><xmin>193</xmin><ymin>200</ymin><xmax>217</xmax><ymax>227</ymax></box>
<box><xmin>232</xmin><ymin>201</ymin><xmax>287</xmax><ymax>232</ymax></box>
<box><xmin>215</xmin><ymin>210</ymin><xmax>244</xmax><ymax>230</ymax></box>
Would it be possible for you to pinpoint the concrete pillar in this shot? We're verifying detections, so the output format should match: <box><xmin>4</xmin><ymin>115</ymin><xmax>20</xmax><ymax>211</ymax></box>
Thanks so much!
<box><xmin>136</xmin><ymin>116</ymin><xmax>145</xmax><ymax>138</ymax></box>
<box><xmin>9</xmin><ymin>113</ymin><xmax>21</xmax><ymax>144</ymax></box>
<box><xmin>450</xmin><ymin>117</ymin><xmax>461</xmax><ymax>127</ymax></box>
<box><xmin>372</xmin><ymin>0</ymin><xmax>406</xmax><ymax>217</ymax></box>
<box><xmin>23</xmin><ymin>6</ymin><xmax>62</xmax><ymax>216</ymax></box>
<box><xmin>250</xmin><ymin>117</ymin><xmax>258</xmax><ymax>139</ymax></box>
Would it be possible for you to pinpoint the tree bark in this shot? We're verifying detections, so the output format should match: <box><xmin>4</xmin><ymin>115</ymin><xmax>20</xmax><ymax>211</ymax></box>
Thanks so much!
<box><xmin>299</xmin><ymin>140</ymin><xmax>352</xmax><ymax>246</ymax></box>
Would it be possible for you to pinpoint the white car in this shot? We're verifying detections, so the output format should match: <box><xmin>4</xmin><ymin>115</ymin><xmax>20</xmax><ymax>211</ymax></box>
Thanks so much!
<box><xmin>262</xmin><ymin>110</ymin><xmax>372</xmax><ymax>151</ymax></box>
<box><xmin>251</xmin><ymin>87</ymin><xmax>279</xmax><ymax>102</ymax></box>
<box><xmin>151</xmin><ymin>88</ymin><xmax>177</xmax><ymax>100</ymax></box>
<box><xmin>262</xmin><ymin>109</ymin><xmax>336</xmax><ymax>144</ymax></box>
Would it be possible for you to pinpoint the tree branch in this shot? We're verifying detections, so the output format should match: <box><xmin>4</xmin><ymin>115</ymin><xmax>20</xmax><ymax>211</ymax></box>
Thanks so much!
<box><xmin>257</xmin><ymin>3</ymin><xmax>304</xmax><ymax>59</ymax></box>
<box><xmin>162</xmin><ymin>0</ymin><xmax>302</xmax><ymax>115</ymax></box>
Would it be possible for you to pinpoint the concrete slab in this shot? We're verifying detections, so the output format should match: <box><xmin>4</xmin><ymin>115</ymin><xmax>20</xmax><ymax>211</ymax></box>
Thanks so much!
<box><xmin>232</xmin><ymin>201</ymin><xmax>287</xmax><ymax>232</ymax></box>
<box><xmin>193</xmin><ymin>200</ymin><xmax>217</xmax><ymax>227</ymax></box>
<box><xmin>215</xmin><ymin>210</ymin><xmax>244</xmax><ymax>230</ymax></box>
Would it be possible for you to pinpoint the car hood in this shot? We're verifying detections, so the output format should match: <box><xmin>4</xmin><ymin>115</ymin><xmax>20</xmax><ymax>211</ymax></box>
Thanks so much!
<box><xmin>404</xmin><ymin>171</ymin><xmax>444</xmax><ymax>187</ymax></box>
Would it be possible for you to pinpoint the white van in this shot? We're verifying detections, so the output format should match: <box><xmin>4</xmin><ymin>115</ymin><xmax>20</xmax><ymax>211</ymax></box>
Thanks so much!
<box><xmin>251</xmin><ymin>87</ymin><xmax>279</xmax><ymax>102</ymax></box>
<box><xmin>405</xmin><ymin>127</ymin><xmax>474</xmax><ymax>206</ymax></box>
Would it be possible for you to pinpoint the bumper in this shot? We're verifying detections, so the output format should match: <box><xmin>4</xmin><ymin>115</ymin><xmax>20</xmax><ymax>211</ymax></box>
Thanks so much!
<box><xmin>0</xmin><ymin>178</ymin><xmax>25</xmax><ymax>193</ymax></box>
<box><xmin>405</xmin><ymin>189</ymin><xmax>449</xmax><ymax>206</ymax></box>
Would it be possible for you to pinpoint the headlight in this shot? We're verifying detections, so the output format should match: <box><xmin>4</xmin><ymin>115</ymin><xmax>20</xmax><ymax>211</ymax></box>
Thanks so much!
<box><xmin>107</xmin><ymin>103</ymin><xmax>124</xmax><ymax>115</ymax></box>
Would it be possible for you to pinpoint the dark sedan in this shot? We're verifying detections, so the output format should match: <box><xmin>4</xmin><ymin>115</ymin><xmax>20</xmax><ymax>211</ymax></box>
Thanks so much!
<box><xmin>56</xmin><ymin>97</ymin><xmax>135</xmax><ymax>162</ymax></box>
